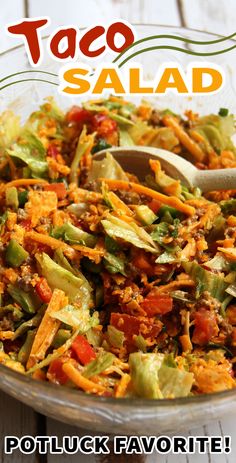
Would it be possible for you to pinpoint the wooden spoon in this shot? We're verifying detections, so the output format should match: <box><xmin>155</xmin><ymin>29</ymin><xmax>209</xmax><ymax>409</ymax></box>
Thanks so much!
<box><xmin>94</xmin><ymin>146</ymin><xmax>236</xmax><ymax>192</ymax></box>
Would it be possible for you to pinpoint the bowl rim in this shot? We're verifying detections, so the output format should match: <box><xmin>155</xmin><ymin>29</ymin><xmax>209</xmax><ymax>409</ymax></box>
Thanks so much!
<box><xmin>0</xmin><ymin>23</ymin><xmax>235</xmax><ymax>410</ymax></box>
<box><xmin>0</xmin><ymin>356</ymin><xmax>235</xmax><ymax>408</ymax></box>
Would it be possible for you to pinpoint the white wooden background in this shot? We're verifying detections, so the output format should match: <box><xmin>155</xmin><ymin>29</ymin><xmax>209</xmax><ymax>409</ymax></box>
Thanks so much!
<box><xmin>0</xmin><ymin>1</ymin><xmax>236</xmax><ymax>462</ymax></box>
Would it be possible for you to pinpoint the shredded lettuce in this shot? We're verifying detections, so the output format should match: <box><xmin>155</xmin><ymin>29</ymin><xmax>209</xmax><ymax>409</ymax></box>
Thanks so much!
<box><xmin>51</xmin><ymin>222</ymin><xmax>97</xmax><ymax>248</ymax></box>
<box><xmin>70</xmin><ymin>127</ymin><xmax>94</xmax><ymax>184</ymax></box>
<box><xmin>53</xmin><ymin>249</ymin><xmax>92</xmax><ymax>292</ymax></box>
<box><xmin>151</xmin><ymin>160</ymin><xmax>182</xmax><ymax>197</ymax></box>
<box><xmin>36</xmin><ymin>253</ymin><xmax>93</xmax><ymax>309</ymax></box>
<box><xmin>105</xmin><ymin>236</ymin><xmax>121</xmax><ymax>253</ymax></box>
<box><xmin>128</xmin><ymin>121</ymin><xmax>178</xmax><ymax>150</ymax></box>
<box><xmin>107</xmin><ymin>325</ymin><xmax>125</xmax><ymax>348</ymax></box>
<box><xmin>87</xmin><ymin>152</ymin><xmax>128</xmax><ymax>184</ymax></box>
<box><xmin>109</xmin><ymin>112</ymin><xmax>134</xmax><ymax>126</ymax></box>
<box><xmin>193</xmin><ymin>114</ymin><xmax>236</xmax><ymax>154</ymax></box>
<box><xmin>86</xmin><ymin>328</ymin><xmax>102</xmax><ymax>347</ymax></box>
<box><xmin>103</xmin><ymin>252</ymin><xmax>127</xmax><ymax>276</ymax></box>
<box><xmin>127</xmin><ymin>120</ymin><xmax>153</xmax><ymax>144</ymax></box>
<box><xmin>50</xmin><ymin>304</ymin><xmax>99</xmax><ymax>331</ymax></box>
<box><xmin>129</xmin><ymin>352</ymin><xmax>164</xmax><ymax>399</ymax></box>
<box><xmin>102</xmin><ymin>214</ymin><xmax>159</xmax><ymax>254</ymax></box>
<box><xmin>101</xmin><ymin>182</ymin><xmax>116</xmax><ymax>209</ymax></box>
<box><xmin>26</xmin><ymin>98</ymin><xmax>64</xmax><ymax>137</ymax></box>
<box><xmin>7</xmin><ymin>131</ymin><xmax>48</xmax><ymax>178</ymax></box>
<box><xmin>83</xmin><ymin>351</ymin><xmax>114</xmax><ymax>378</ymax></box>
<box><xmin>0</xmin><ymin>110</ymin><xmax>21</xmax><ymax>150</ymax></box>
<box><xmin>67</xmin><ymin>202</ymin><xmax>88</xmax><ymax>217</ymax></box>
<box><xmin>134</xmin><ymin>335</ymin><xmax>147</xmax><ymax>352</ymax></box>
<box><xmin>205</xmin><ymin>255</ymin><xmax>230</xmax><ymax>272</ymax></box>
<box><xmin>83</xmin><ymin>101</ymin><xmax>134</xmax><ymax>126</ymax></box>
<box><xmin>171</xmin><ymin>290</ymin><xmax>192</xmax><ymax>303</ymax></box>
<box><xmin>183</xmin><ymin>261</ymin><xmax>228</xmax><ymax>301</ymax></box>
<box><xmin>158</xmin><ymin>364</ymin><xmax>193</xmax><ymax>398</ymax></box>
<box><xmin>225</xmin><ymin>284</ymin><xmax>236</xmax><ymax>297</ymax></box>
<box><xmin>155</xmin><ymin>251</ymin><xmax>178</xmax><ymax>264</ymax></box>
<box><xmin>129</xmin><ymin>352</ymin><xmax>193</xmax><ymax>399</ymax></box>
<box><xmin>105</xmin><ymin>100</ymin><xmax>135</xmax><ymax>117</ymax></box>
<box><xmin>119</xmin><ymin>129</ymin><xmax>134</xmax><ymax>146</ymax></box>
<box><xmin>150</xmin><ymin>127</ymin><xmax>179</xmax><ymax>150</ymax></box>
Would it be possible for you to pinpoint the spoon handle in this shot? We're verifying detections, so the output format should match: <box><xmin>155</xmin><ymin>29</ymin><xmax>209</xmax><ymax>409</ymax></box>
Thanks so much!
<box><xmin>194</xmin><ymin>168</ymin><xmax>236</xmax><ymax>193</ymax></box>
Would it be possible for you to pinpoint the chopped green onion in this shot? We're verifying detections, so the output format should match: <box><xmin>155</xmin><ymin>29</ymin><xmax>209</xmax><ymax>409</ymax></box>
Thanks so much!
<box><xmin>218</xmin><ymin>107</ymin><xmax>229</xmax><ymax>117</ymax></box>
<box><xmin>5</xmin><ymin>239</ymin><xmax>29</xmax><ymax>267</ymax></box>
<box><xmin>5</xmin><ymin>187</ymin><xmax>19</xmax><ymax>210</ymax></box>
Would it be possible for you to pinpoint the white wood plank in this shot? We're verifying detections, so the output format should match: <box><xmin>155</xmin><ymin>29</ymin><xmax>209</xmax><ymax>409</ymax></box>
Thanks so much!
<box><xmin>137</xmin><ymin>0</ymin><xmax>181</xmax><ymax>25</ymax></box>
<box><xmin>186</xmin><ymin>418</ymin><xmax>235</xmax><ymax>463</ymax></box>
<box><xmin>46</xmin><ymin>415</ymin><xmax>236</xmax><ymax>463</ymax></box>
<box><xmin>217</xmin><ymin>416</ymin><xmax>236</xmax><ymax>463</ymax></box>
<box><xmin>46</xmin><ymin>419</ymin><xmax>96</xmax><ymax>463</ymax></box>
<box><xmin>0</xmin><ymin>390</ymin><xmax>37</xmax><ymax>463</ymax></box>
<box><xmin>0</xmin><ymin>0</ymin><xmax>25</xmax><ymax>53</ymax></box>
<box><xmin>180</xmin><ymin>0</ymin><xmax>236</xmax><ymax>35</ymax></box>
<box><xmin>28</xmin><ymin>0</ymin><xmax>180</xmax><ymax>28</ymax></box>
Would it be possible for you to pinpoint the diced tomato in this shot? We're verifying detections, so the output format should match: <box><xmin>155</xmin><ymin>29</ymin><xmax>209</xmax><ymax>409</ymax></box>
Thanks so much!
<box><xmin>66</xmin><ymin>106</ymin><xmax>92</xmax><ymax>125</ymax></box>
<box><xmin>148</xmin><ymin>199</ymin><xmax>162</xmax><ymax>214</ymax></box>
<box><xmin>35</xmin><ymin>277</ymin><xmax>52</xmax><ymax>303</ymax></box>
<box><xmin>47</xmin><ymin>358</ymin><xmax>69</xmax><ymax>385</ymax></box>
<box><xmin>192</xmin><ymin>308</ymin><xmax>219</xmax><ymax>346</ymax></box>
<box><xmin>132</xmin><ymin>250</ymin><xmax>154</xmax><ymax>274</ymax></box>
<box><xmin>71</xmin><ymin>335</ymin><xmax>96</xmax><ymax>365</ymax></box>
<box><xmin>44</xmin><ymin>183</ymin><xmax>67</xmax><ymax>199</ymax></box>
<box><xmin>110</xmin><ymin>312</ymin><xmax>162</xmax><ymax>352</ymax></box>
<box><xmin>140</xmin><ymin>291</ymin><xmax>173</xmax><ymax>317</ymax></box>
<box><xmin>92</xmin><ymin>113</ymin><xmax>117</xmax><ymax>136</ymax></box>
<box><xmin>20</xmin><ymin>219</ymin><xmax>32</xmax><ymax>230</ymax></box>
<box><xmin>47</xmin><ymin>143</ymin><xmax>58</xmax><ymax>159</ymax></box>
<box><xmin>92</xmin><ymin>113</ymin><xmax>107</xmax><ymax>126</ymax></box>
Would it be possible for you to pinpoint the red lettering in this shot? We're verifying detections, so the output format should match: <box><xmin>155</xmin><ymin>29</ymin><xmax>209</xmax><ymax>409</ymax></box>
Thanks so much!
<box><xmin>106</xmin><ymin>21</ymin><xmax>134</xmax><ymax>52</ymax></box>
<box><xmin>8</xmin><ymin>19</ymin><xmax>135</xmax><ymax>63</ymax></box>
<box><xmin>50</xmin><ymin>28</ymin><xmax>77</xmax><ymax>60</ymax></box>
<box><xmin>8</xmin><ymin>18</ymin><xmax>48</xmax><ymax>65</ymax></box>
<box><xmin>79</xmin><ymin>25</ymin><xmax>105</xmax><ymax>58</ymax></box>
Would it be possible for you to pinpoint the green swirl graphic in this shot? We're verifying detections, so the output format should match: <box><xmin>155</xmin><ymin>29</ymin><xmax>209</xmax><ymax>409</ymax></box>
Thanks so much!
<box><xmin>0</xmin><ymin>70</ymin><xmax>57</xmax><ymax>83</ymax></box>
<box><xmin>115</xmin><ymin>43</ymin><xmax>236</xmax><ymax>68</ymax></box>
<box><xmin>113</xmin><ymin>31</ymin><xmax>236</xmax><ymax>64</ymax></box>
<box><xmin>0</xmin><ymin>70</ymin><xmax>58</xmax><ymax>91</ymax></box>
<box><xmin>0</xmin><ymin>78</ymin><xmax>58</xmax><ymax>92</ymax></box>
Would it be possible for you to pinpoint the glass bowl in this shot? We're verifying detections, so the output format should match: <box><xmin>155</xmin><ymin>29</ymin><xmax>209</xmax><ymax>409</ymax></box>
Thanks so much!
<box><xmin>0</xmin><ymin>25</ymin><xmax>236</xmax><ymax>435</ymax></box>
